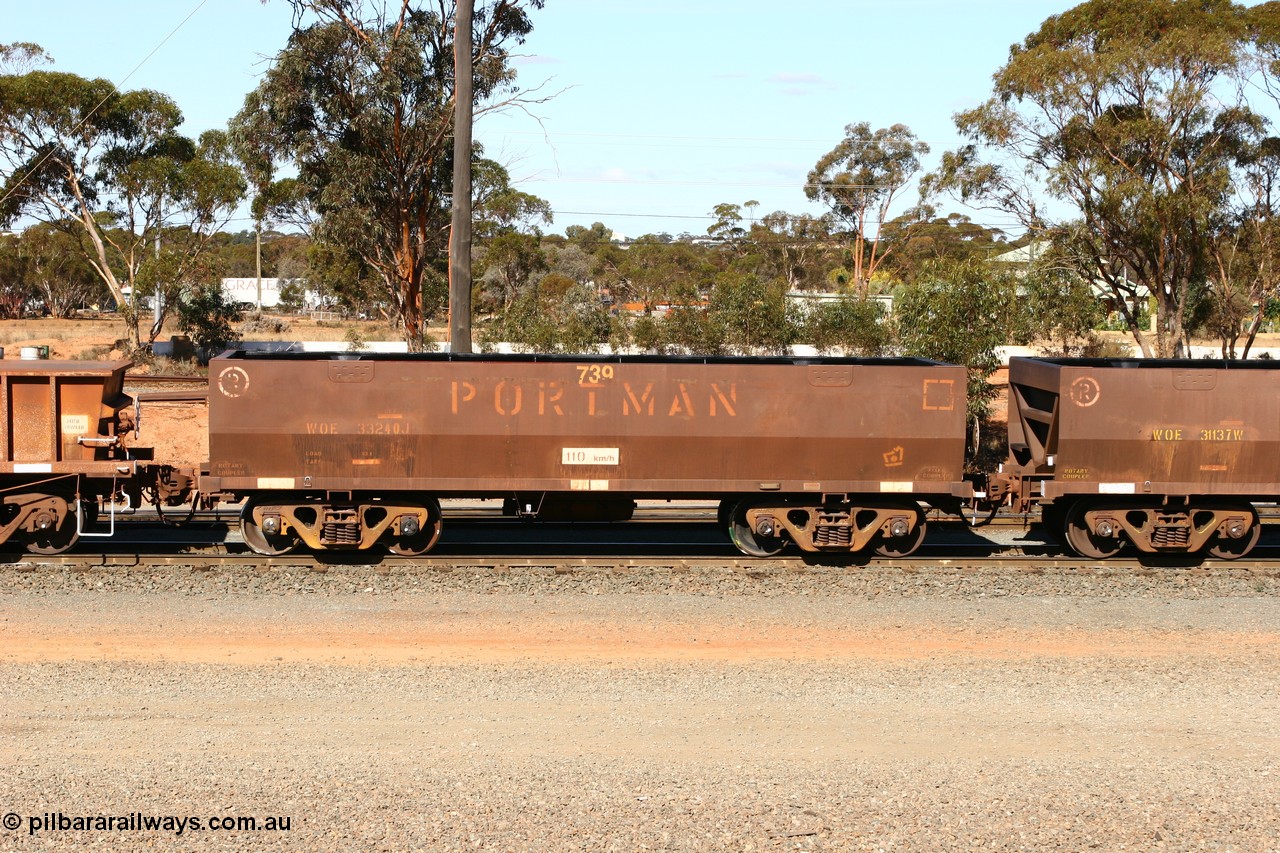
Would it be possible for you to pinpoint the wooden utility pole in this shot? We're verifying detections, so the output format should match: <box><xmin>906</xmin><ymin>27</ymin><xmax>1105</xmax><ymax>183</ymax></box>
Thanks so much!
<box><xmin>448</xmin><ymin>0</ymin><xmax>474</xmax><ymax>353</ymax></box>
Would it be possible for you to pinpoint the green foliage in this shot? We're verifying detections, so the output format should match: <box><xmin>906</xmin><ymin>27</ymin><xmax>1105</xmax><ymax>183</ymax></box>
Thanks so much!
<box><xmin>707</xmin><ymin>273</ymin><xmax>800</xmax><ymax>355</ymax></box>
<box><xmin>0</xmin><ymin>224</ymin><xmax>109</xmax><ymax>318</ymax></box>
<box><xmin>656</xmin><ymin>284</ymin><xmax>727</xmax><ymax>355</ymax></box>
<box><xmin>474</xmin><ymin>158</ymin><xmax>552</xmax><ymax>237</ymax></box>
<box><xmin>176</xmin><ymin>281</ymin><xmax>244</xmax><ymax>357</ymax></box>
<box><xmin>805</xmin><ymin>296</ymin><xmax>889</xmax><ymax>356</ymax></box>
<box><xmin>1021</xmin><ymin>264</ymin><xmax>1105</xmax><ymax>356</ymax></box>
<box><xmin>614</xmin><ymin>237</ymin><xmax>715</xmax><ymax>310</ymax></box>
<box><xmin>278</xmin><ymin>279</ymin><xmax>308</xmax><ymax>314</ymax></box>
<box><xmin>0</xmin><ymin>232</ymin><xmax>36</xmax><ymax>317</ymax></box>
<box><xmin>748</xmin><ymin>211</ymin><xmax>833</xmax><ymax>291</ymax></box>
<box><xmin>480</xmin><ymin>282</ymin><xmax>621</xmax><ymax>355</ymax></box>
<box><xmin>304</xmin><ymin>241</ymin><xmax>383</xmax><ymax>316</ymax></box>
<box><xmin>893</xmin><ymin>260</ymin><xmax>1016</xmax><ymax>423</ymax></box>
<box><xmin>476</xmin><ymin>232</ymin><xmax>547</xmax><ymax>311</ymax></box>
<box><xmin>630</xmin><ymin>313</ymin><xmax>665</xmax><ymax>352</ymax></box>
<box><xmin>564</xmin><ymin>222</ymin><xmax>612</xmax><ymax>250</ymax></box>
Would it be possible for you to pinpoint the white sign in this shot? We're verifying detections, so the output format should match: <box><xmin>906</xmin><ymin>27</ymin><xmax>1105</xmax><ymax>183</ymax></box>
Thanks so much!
<box><xmin>562</xmin><ymin>447</ymin><xmax>619</xmax><ymax>466</ymax></box>
<box><xmin>60</xmin><ymin>414</ymin><xmax>90</xmax><ymax>435</ymax></box>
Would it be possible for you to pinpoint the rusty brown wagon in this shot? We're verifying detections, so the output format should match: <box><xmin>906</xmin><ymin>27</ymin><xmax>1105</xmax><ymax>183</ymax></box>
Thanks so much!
<box><xmin>201</xmin><ymin>352</ymin><xmax>974</xmax><ymax>558</ymax></box>
<box><xmin>988</xmin><ymin>357</ymin><xmax>1280</xmax><ymax>559</ymax></box>
<box><xmin>0</xmin><ymin>360</ymin><xmax>141</xmax><ymax>553</ymax></box>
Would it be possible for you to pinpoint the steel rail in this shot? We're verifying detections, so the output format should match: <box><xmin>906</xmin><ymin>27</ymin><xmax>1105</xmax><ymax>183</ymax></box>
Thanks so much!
<box><xmin>8</xmin><ymin>546</ymin><xmax>1280</xmax><ymax>575</ymax></box>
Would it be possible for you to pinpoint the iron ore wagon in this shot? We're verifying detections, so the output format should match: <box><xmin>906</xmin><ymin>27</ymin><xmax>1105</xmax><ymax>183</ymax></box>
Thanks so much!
<box><xmin>0</xmin><ymin>359</ymin><xmax>161</xmax><ymax>554</ymax></box>
<box><xmin>988</xmin><ymin>357</ymin><xmax>1280</xmax><ymax>559</ymax></box>
<box><xmin>202</xmin><ymin>352</ymin><xmax>973</xmax><ymax>557</ymax></box>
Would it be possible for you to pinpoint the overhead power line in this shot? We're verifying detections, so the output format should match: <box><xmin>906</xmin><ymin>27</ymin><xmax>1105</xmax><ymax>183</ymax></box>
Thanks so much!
<box><xmin>479</xmin><ymin>129</ymin><xmax>837</xmax><ymax>145</ymax></box>
<box><xmin>0</xmin><ymin>0</ymin><xmax>210</xmax><ymax>213</ymax></box>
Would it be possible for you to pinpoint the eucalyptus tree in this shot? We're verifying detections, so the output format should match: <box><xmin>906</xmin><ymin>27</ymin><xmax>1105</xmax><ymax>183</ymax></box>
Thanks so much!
<box><xmin>614</xmin><ymin>237</ymin><xmax>714</xmax><ymax>312</ymax></box>
<box><xmin>17</xmin><ymin>223</ymin><xmax>106</xmax><ymax>317</ymax></box>
<box><xmin>477</xmin><ymin>231</ymin><xmax>546</xmax><ymax>310</ymax></box>
<box><xmin>805</xmin><ymin>123</ymin><xmax>930</xmax><ymax>298</ymax></box>
<box><xmin>748</xmin><ymin>211</ymin><xmax>832</xmax><ymax>291</ymax></box>
<box><xmin>875</xmin><ymin>211</ymin><xmax>1008</xmax><ymax>284</ymax></box>
<box><xmin>240</xmin><ymin>1</ymin><xmax>546</xmax><ymax>349</ymax></box>
<box><xmin>474</xmin><ymin>156</ymin><xmax>551</xmax><ymax>237</ymax></box>
<box><xmin>228</xmin><ymin>92</ymin><xmax>316</xmax><ymax>310</ymax></box>
<box><xmin>133</xmin><ymin>130</ymin><xmax>248</xmax><ymax>342</ymax></box>
<box><xmin>928</xmin><ymin>0</ymin><xmax>1262</xmax><ymax>357</ymax></box>
<box><xmin>0</xmin><ymin>231</ymin><xmax>36</xmax><ymax>317</ymax></box>
<box><xmin>894</xmin><ymin>259</ymin><xmax>1021</xmax><ymax>426</ymax></box>
<box><xmin>707</xmin><ymin>201</ymin><xmax>753</xmax><ymax>245</ymax></box>
<box><xmin>0</xmin><ymin>48</ymin><xmax>244</xmax><ymax>348</ymax></box>
<box><xmin>1198</xmin><ymin>134</ymin><xmax>1280</xmax><ymax>356</ymax></box>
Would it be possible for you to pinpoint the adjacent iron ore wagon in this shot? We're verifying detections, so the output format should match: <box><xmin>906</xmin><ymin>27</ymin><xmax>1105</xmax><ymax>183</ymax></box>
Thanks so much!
<box><xmin>988</xmin><ymin>357</ymin><xmax>1280</xmax><ymax>559</ymax></box>
<box><xmin>202</xmin><ymin>352</ymin><xmax>973</xmax><ymax>557</ymax></box>
<box><xmin>0</xmin><ymin>359</ymin><xmax>142</xmax><ymax>553</ymax></box>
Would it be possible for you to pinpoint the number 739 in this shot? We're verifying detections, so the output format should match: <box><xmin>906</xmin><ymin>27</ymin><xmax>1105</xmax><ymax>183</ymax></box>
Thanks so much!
<box><xmin>576</xmin><ymin>364</ymin><xmax>615</xmax><ymax>385</ymax></box>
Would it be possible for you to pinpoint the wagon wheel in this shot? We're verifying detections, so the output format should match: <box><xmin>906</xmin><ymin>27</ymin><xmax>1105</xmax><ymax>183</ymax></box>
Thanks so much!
<box><xmin>1063</xmin><ymin>501</ymin><xmax>1122</xmax><ymax>559</ymax></box>
<box><xmin>873</xmin><ymin>506</ymin><xmax>927</xmax><ymax>558</ymax></box>
<box><xmin>716</xmin><ymin>499</ymin><xmax>735</xmax><ymax>534</ymax></box>
<box><xmin>25</xmin><ymin>498</ymin><xmax>80</xmax><ymax>555</ymax></box>
<box><xmin>727</xmin><ymin>499</ymin><xmax>786</xmax><ymax>558</ymax></box>
<box><xmin>387</xmin><ymin>499</ymin><xmax>444</xmax><ymax>557</ymax></box>
<box><xmin>240</xmin><ymin>501</ymin><xmax>300</xmax><ymax>556</ymax></box>
<box><xmin>1206</xmin><ymin>505</ymin><xmax>1261</xmax><ymax>560</ymax></box>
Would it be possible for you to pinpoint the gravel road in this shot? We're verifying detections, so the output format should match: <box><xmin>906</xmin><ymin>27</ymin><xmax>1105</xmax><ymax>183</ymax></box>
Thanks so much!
<box><xmin>1</xmin><ymin>562</ymin><xmax>1277</xmax><ymax>851</ymax></box>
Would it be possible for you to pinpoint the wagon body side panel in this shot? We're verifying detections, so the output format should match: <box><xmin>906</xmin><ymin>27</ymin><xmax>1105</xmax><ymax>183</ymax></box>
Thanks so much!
<box><xmin>205</xmin><ymin>354</ymin><xmax>971</xmax><ymax>500</ymax></box>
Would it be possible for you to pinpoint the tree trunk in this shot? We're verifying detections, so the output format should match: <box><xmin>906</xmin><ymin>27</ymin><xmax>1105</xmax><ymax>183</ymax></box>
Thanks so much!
<box><xmin>1241</xmin><ymin>310</ymin><xmax>1264</xmax><ymax>359</ymax></box>
<box><xmin>397</xmin><ymin>248</ymin><xmax>423</xmax><ymax>353</ymax></box>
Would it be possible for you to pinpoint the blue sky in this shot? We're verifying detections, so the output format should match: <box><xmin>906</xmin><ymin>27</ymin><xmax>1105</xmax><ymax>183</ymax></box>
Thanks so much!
<box><xmin>7</xmin><ymin>1</ymin><xmax>1115</xmax><ymax>239</ymax></box>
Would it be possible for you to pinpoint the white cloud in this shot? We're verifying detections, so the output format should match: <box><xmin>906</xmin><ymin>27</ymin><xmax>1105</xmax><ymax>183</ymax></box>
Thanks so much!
<box><xmin>769</xmin><ymin>72</ymin><xmax>838</xmax><ymax>97</ymax></box>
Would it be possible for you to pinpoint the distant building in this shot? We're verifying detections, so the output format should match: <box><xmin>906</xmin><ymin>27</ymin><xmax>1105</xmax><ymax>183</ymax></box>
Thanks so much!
<box><xmin>220</xmin><ymin>278</ymin><xmax>324</xmax><ymax>310</ymax></box>
<box><xmin>786</xmin><ymin>290</ymin><xmax>893</xmax><ymax>314</ymax></box>
<box><xmin>989</xmin><ymin>241</ymin><xmax>1151</xmax><ymax>319</ymax></box>
<box><xmin>222</xmin><ymin>277</ymin><xmax>287</xmax><ymax>308</ymax></box>
<box><xmin>988</xmin><ymin>242</ymin><xmax>1049</xmax><ymax>267</ymax></box>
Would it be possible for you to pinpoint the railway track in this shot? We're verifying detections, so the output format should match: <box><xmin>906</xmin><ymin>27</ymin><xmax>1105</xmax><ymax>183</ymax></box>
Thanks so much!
<box><xmin>9</xmin><ymin>501</ymin><xmax>1280</xmax><ymax>573</ymax></box>
<box><xmin>15</xmin><ymin>535</ymin><xmax>1280</xmax><ymax>573</ymax></box>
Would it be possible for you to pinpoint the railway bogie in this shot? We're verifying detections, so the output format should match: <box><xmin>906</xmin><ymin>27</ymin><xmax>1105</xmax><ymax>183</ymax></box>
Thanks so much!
<box><xmin>725</xmin><ymin>496</ymin><xmax>929</xmax><ymax>557</ymax></box>
<box><xmin>238</xmin><ymin>493</ymin><xmax>442</xmax><ymax>555</ymax></box>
